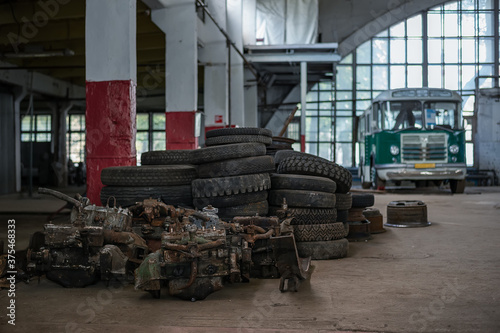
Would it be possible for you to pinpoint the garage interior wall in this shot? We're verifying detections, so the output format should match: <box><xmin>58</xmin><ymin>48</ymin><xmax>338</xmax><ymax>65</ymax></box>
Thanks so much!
<box><xmin>0</xmin><ymin>92</ymin><xmax>16</xmax><ymax>195</ymax></box>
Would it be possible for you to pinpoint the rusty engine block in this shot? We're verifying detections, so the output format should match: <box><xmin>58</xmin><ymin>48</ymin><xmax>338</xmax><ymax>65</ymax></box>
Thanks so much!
<box><xmin>27</xmin><ymin>188</ymin><xmax>149</xmax><ymax>287</ymax></box>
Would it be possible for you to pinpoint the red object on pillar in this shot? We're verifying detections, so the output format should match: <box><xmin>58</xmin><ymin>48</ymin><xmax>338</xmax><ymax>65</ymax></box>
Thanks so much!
<box><xmin>166</xmin><ymin>111</ymin><xmax>198</xmax><ymax>150</ymax></box>
<box><xmin>86</xmin><ymin>80</ymin><xmax>137</xmax><ymax>205</ymax></box>
<box><xmin>300</xmin><ymin>134</ymin><xmax>306</xmax><ymax>152</ymax></box>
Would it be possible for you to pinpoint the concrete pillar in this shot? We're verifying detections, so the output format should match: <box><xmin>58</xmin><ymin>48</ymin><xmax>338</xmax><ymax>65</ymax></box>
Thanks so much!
<box><xmin>199</xmin><ymin>0</ymin><xmax>229</xmax><ymax>132</ymax></box>
<box><xmin>244</xmin><ymin>68</ymin><xmax>258</xmax><ymax>127</ymax></box>
<box><xmin>85</xmin><ymin>0</ymin><xmax>137</xmax><ymax>204</ymax></box>
<box><xmin>227</xmin><ymin>0</ymin><xmax>245</xmax><ymax>126</ymax></box>
<box><xmin>300</xmin><ymin>62</ymin><xmax>307</xmax><ymax>152</ymax></box>
<box><xmin>49</xmin><ymin>102</ymin><xmax>72</xmax><ymax>187</ymax></box>
<box><xmin>151</xmin><ymin>1</ymin><xmax>199</xmax><ymax>149</ymax></box>
<box><xmin>13</xmin><ymin>87</ymin><xmax>26</xmax><ymax>192</ymax></box>
<box><xmin>242</xmin><ymin>0</ymin><xmax>256</xmax><ymax>45</ymax></box>
<box><xmin>0</xmin><ymin>92</ymin><xmax>16</xmax><ymax>195</ymax></box>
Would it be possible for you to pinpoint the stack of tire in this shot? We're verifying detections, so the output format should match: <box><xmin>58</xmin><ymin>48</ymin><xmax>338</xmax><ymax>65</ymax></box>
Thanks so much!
<box><xmin>266</xmin><ymin>136</ymin><xmax>295</xmax><ymax>158</ymax></box>
<box><xmin>100</xmin><ymin>164</ymin><xmax>197</xmax><ymax>208</ymax></box>
<box><xmin>346</xmin><ymin>193</ymin><xmax>375</xmax><ymax>241</ymax></box>
<box><xmin>270</xmin><ymin>151</ymin><xmax>353</xmax><ymax>260</ymax></box>
<box><xmin>192</xmin><ymin>128</ymin><xmax>275</xmax><ymax>220</ymax></box>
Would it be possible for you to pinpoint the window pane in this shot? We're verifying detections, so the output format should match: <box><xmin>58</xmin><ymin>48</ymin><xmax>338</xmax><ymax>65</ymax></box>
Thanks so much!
<box><xmin>428</xmin><ymin>13</ymin><xmax>442</xmax><ymax>37</ymax></box>
<box><xmin>479</xmin><ymin>65</ymin><xmax>494</xmax><ymax>88</ymax></box>
<box><xmin>444</xmin><ymin>13</ymin><xmax>459</xmax><ymax>37</ymax></box>
<box><xmin>428</xmin><ymin>65</ymin><xmax>442</xmax><ymax>88</ymax></box>
<box><xmin>336</xmin><ymin>101</ymin><xmax>352</xmax><ymax>110</ymax></box>
<box><xmin>319</xmin><ymin>102</ymin><xmax>332</xmax><ymax>115</ymax></box>
<box><xmin>372</xmin><ymin>39</ymin><xmax>388</xmax><ymax>63</ymax></box>
<box><xmin>319</xmin><ymin>91</ymin><xmax>332</xmax><ymax>101</ymax></box>
<box><xmin>335</xmin><ymin>117</ymin><xmax>352</xmax><ymax>141</ymax></box>
<box><xmin>21</xmin><ymin>133</ymin><xmax>31</xmax><ymax>142</ymax></box>
<box><xmin>336</xmin><ymin>66</ymin><xmax>352</xmax><ymax>89</ymax></box>
<box><xmin>318</xmin><ymin>143</ymin><xmax>331</xmax><ymax>160</ymax></box>
<box><xmin>428</xmin><ymin>39</ymin><xmax>442</xmax><ymax>63</ymax></box>
<box><xmin>335</xmin><ymin>142</ymin><xmax>352</xmax><ymax>167</ymax></box>
<box><xmin>372</xmin><ymin>66</ymin><xmax>388</xmax><ymax>90</ymax></box>
<box><xmin>305</xmin><ymin>143</ymin><xmax>317</xmax><ymax>155</ymax></box>
<box><xmin>462</xmin><ymin>65</ymin><xmax>477</xmax><ymax>90</ymax></box>
<box><xmin>444</xmin><ymin>2</ymin><xmax>457</xmax><ymax>10</ymax></box>
<box><xmin>340</xmin><ymin>54</ymin><xmax>352</xmax><ymax>64</ymax></box>
<box><xmin>21</xmin><ymin>116</ymin><xmax>32</xmax><ymax>131</ymax></box>
<box><xmin>306</xmin><ymin>117</ymin><xmax>318</xmax><ymax>141</ymax></box>
<box><xmin>152</xmin><ymin>113</ymin><xmax>165</xmax><ymax>130</ymax></box>
<box><xmin>407</xmin><ymin>65</ymin><xmax>422</xmax><ymax>88</ymax></box>
<box><xmin>152</xmin><ymin>132</ymin><xmax>166</xmax><ymax>150</ymax></box>
<box><xmin>406</xmin><ymin>15</ymin><xmax>422</xmax><ymax>37</ymax></box>
<box><xmin>407</xmin><ymin>39</ymin><xmax>422</xmax><ymax>63</ymax></box>
<box><xmin>390</xmin><ymin>39</ymin><xmax>406</xmax><ymax>63</ymax></box>
<box><xmin>444</xmin><ymin>39</ymin><xmax>459</xmax><ymax>63</ymax></box>
<box><xmin>466</xmin><ymin>142</ymin><xmax>474</xmax><ymax>166</ymax></box>
<box><xmin>461</xmin><ymin>13</ymin><xmax>475</xmax><ymax>37</ymax></box>
<box><xmin>307</xmin><ymin>91</ymin><xmax>318</xmax><ymax>102</ymax></box>
<box><xmin>336</xmin><ymin>91</ymin><xmax>352</xmax><ymax>101</ymax></box>
<box><xmin>356</xmin><ymin>66</ymin><xmax>371</xmax><ymax>90</ymax></box>
<box><xmin>36</xmin><ymin>133</ymin><xmax>50</xmax><ymax>142</ymax></box>
<box><xmin>319</xmin><ymin>117</ymin><xmax>332</xmax><ymax>141</ymax></box>
<box><xmin>444</xmin><ymin>65</ymin><xmax>459</xmax><ymax>90</ymax></box>
<box><xmin>356</xmin><ymin>41</ymin><xmax>371</xmax><ymax>64</ymax></box>
<box><xmin>318</xmin><ymin>81</ymin><xmax>332</xmax><ymax>90</ymax></box>
<box><xmin>390</xmin><ymin>21</ymin><xmax>405</xmax><ymax>37</ymax></box>
<box><xmin>136</xmin><ymin>132</ymin><xmax>149</xmax><ymax>163</ymax></box>
<box><xmin>462</xmin><ymin>38</ymin><xmax>476</xmax><ymax>63</ymax></box>
<box><xmin>391</xmin><ymin>65</ymin><xmax>406</xmax><ymax>89</ymax></box>
<box><xmin>478</xmin><ymin>13</ymin><xmax>494</xmax><ymax>36</ymax></box>
<box><xmin>137</xmin><ymin>114</ymin><xmax>149</xmax><ymax>130</ymax></box>
<box><xmin>306</xmin><ymin>102</ymin><xmax>318</xmax><ymax>116</ymax></box>
<box><xmin>37</xmin><ymin>115</ymin><xmax>51</xmax><ymax>131</ymax></box>
<box><xmin>462</xmin><ymin>94</ymin><xmax>475</xmax><ymax>112</ymax></box>
<box><xmin>461</xmin><ymin>0</ymin><xmax>475</xmax><ymax>10</ymax></box>
<box><xmin>479</xmin><ymin>38</ymin><xmax>494</xmax><ymax>62</ymax></box>
<box><xmin>478</xmin><ymin>0</ymin><xmax>493</xmax><ymax>9</ymax></box>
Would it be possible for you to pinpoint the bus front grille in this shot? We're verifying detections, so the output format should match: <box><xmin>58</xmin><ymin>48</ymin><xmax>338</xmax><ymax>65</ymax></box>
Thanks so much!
<box><xmin>401</xmin><ymin>133</ymin><xmax>447</xmax><ymax>163</ymax></box>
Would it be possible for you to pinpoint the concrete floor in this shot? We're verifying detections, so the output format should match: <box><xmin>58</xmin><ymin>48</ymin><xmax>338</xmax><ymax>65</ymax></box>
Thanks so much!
<box><xmin>1</xmin><ymin>186</ymin><xmax>500</xmax><ymax>332</ymax></box>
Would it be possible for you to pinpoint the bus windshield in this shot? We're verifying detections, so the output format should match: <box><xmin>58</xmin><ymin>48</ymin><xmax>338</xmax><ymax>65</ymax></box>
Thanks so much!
<box><xmin>381</xmin><ymin>101</ymin><xmax>422</xmax><ymax>130</ymax></box>
<box><xmin>423</xmin><ymin>102</ymin><xmax>460</xmax><ymax>130</ymax></box>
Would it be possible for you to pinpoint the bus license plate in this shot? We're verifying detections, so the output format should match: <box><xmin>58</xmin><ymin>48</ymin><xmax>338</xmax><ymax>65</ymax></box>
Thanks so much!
<box><xmin>415</xmin><ymin>163</ymin><xmax>435</xmax><ymax>169</ymax></box>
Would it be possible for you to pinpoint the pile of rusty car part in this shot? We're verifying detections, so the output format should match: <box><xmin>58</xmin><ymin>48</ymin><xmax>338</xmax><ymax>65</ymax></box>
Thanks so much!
<box><xmin>26</xmin><ymin>188</ymin><xmax>149</xmax><ymax>287</ymax></box>
<box><xmin>385</xmin><ymin>200</ymin><xmax>430</xmax><ymax>228</ymax></box>
<box><xmin>22</xmin><ymin>187</ymin><xmax>311</xmax><ymax>300</ymax></box>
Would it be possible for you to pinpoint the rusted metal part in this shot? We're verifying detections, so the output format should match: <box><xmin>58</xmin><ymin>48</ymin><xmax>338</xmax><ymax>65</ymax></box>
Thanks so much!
<box><xmin>271</xmin><ymin>235</ymin><xmax>311</xmax><ymax>292</ymax></box>
<box><xmin>386</xmin><ymin>200</ymin><xmax>430</xmax><ymax>228</ymax></box>
<box><xmin>347</xmin><ymin>207</ymin><xmax>366</xmax><ymax>222</ymax></box>
<box><xmin>347</xmin><ymin>220</ymin><xmax>372</xmax><ymax>242</ymax></box>
<box><xmin>363</xmin><ymin>208</ymin><xmax>386</xmax><ymax>234</ymax></box>
<box><xmin>28</xmin><ymin>189</ymin><xmax>149</xmax><ymax>287</ymax></box>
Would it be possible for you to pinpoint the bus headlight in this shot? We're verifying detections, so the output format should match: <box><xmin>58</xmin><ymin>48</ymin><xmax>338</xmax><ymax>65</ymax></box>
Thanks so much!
<box><xmin>449</xmin><ymin>144</ymin><xmax>459</xmax><ymax>154</ymax></box>
<box><xmin>390</xmin><ymin>145</ymin><xmax>399</xmax><ymax>155</ymax></box>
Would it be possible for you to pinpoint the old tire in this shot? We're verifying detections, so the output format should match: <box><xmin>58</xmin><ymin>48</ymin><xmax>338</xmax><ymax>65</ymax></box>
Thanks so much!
<box><xmin>192</xmin><ymin>173</ymin><xmax>271</xmax><ymax>198</ymax></box>
<box><xmin>268</xmin><ymin>189</ymin><xmax>336</xmax><ymax>208</ymax></box>
<box><xmin>295</xmin><ymin>238</ymin><xmax>349</xmax><ymax>260</ymax></box>
<box><xmin>198</xmin><ymin>156</ymin><xmax>274</xmax><ymax>178</ymax></box>
<box><xmin>192</xmin><ymin>143</ymin><xmax>266</xmax><ymax>164</ymax></box>
<box><xmin>293</xmin><ymin>222</ymin><xmax>347</xmax><ymax>242</ymax></box>
<box><xmin>351</xmin><ymin>193</ymin><xmax>375</xmax><ymax>208</ymax></box>
<box><xmin>206</xmin><ymin>127</ymin><xmax>272</xmax><ymax>138</ymax></box>
<box><xmin>140</xmin><ymin>150</ymin><xmax>193</xmax><ymax>165</ymax></box>
<box><xmin>277</xmin><ymin>155</ymin><xmax>352</xmax><ymax>193</ymax></box>
<box><xmin>205</xmin><ymin>135</ymin><xmax>272</xmax><ymax>147</ymax></box>
<box><xmin>268</xmin><ymin>206</ymin><xmax>337</xmax><ymax>225</ymax></box>
<box><xmin>193</xmin><ymin>191</ymin><xmax>268</xmax><ymax>209</ymax></box>
<box><xmin>270</xmin><ymin>174</ymin><xmax>337</xmax><ymax>193</ymax></box>
<box><xmin>337</xmin><ymin>209</ymin><xmax>349</xmax><ymax>223</ymax></box>
<box><xmin>100</xmin><ymin>185</ymin><xmax>193</xmax><ymax>207</ymax></box>
<box><xmin>216</xmin><ymin>201</ymin><xmax>269</xmax><ymax>220</ymax></box>
<box><xmin>335</xmin><ymin>193</ymin><xmax>352</xmax><ymax>210</ymax></box>
<box><xmin>101</xmin><ymin>165</ymin><xmax>197</xmax><ymax>186</ymax></box>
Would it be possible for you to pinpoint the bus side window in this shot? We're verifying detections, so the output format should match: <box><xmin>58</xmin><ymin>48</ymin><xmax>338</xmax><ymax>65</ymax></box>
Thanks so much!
<box><xmin>372</xmin><ymin>102</ymin><xmax>381</xmax><ymax>131</ymax></box>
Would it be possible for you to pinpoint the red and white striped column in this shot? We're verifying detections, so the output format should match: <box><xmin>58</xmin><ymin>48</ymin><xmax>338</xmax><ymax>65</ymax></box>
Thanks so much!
<box><xmin>85</xmin><ymin>0</ymin><xmax>137</xmax><ymax>205</ymax></box>
<box><xmin>151</xmin><ymin>3</ymin><xmax>199</xmax><ymax>149</ymax></box>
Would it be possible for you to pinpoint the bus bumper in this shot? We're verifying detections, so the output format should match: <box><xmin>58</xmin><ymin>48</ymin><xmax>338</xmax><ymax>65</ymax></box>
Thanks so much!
<box><xmin>376</xmin><ymin>164</ymin><xmax>467</xmax><ymax>181</ymax></box>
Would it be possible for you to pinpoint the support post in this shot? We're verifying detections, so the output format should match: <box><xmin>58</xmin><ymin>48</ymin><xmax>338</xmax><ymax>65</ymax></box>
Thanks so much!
<box><xmin>85</xmin><ymin>0</ymin><xmax>137</xmax><ymax>205</ymax></box>
<box><xmin>300</xmin><ymin>62</ymin><xmax>307</xmax><ymax>152</ymax></box>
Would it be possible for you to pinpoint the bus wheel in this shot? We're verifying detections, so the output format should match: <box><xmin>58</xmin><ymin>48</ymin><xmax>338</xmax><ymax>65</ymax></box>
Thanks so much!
<box><xmin>450</xmin><ymin>179</ymin><xmax>465</xmax><ymax>194</ymax></box>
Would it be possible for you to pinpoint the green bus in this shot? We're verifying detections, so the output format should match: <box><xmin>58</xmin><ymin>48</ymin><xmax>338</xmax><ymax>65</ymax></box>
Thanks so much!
<box><xmin>357</xmin><ymin>88</ymin><xmax>467</xmax><ymax>193</ymax></box>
